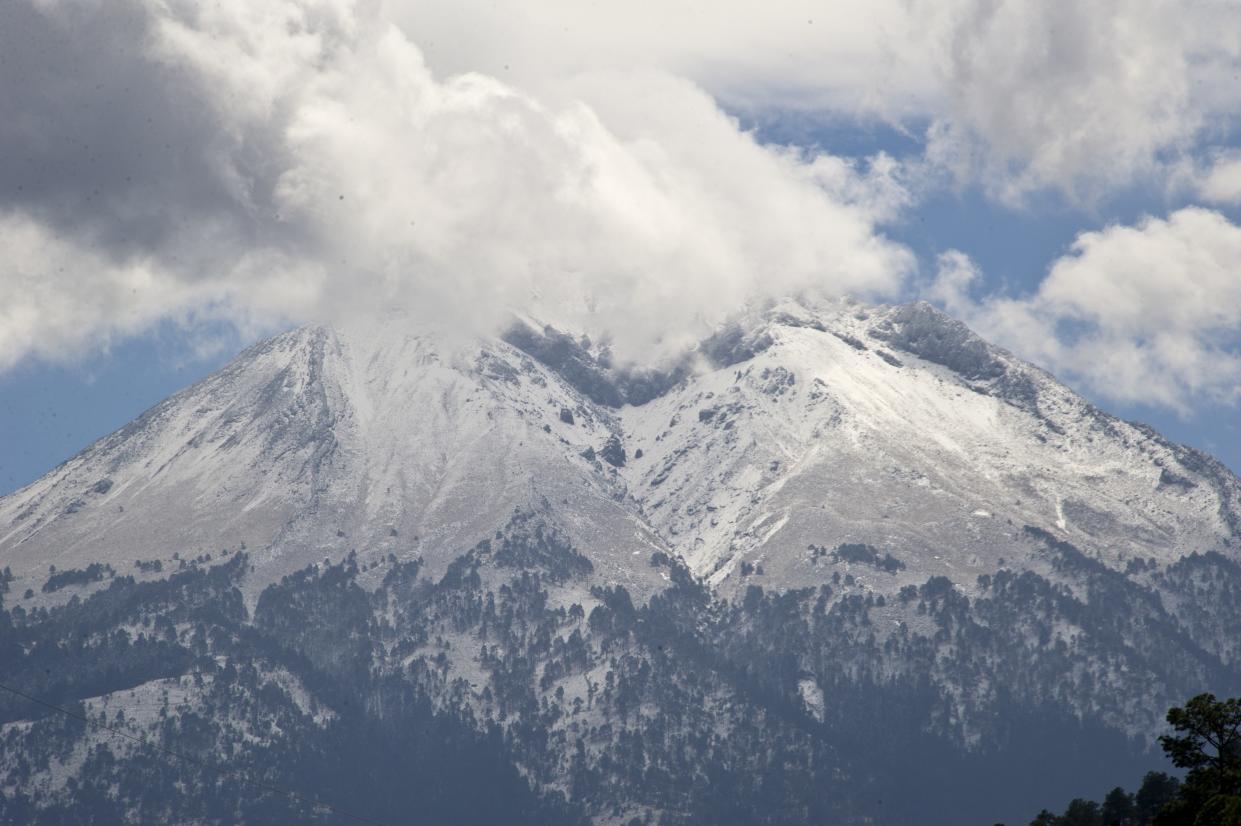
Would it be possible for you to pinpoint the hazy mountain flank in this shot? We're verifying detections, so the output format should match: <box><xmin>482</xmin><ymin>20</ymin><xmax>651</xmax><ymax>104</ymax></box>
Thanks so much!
<box><xmin>2</xmin><ymin>297</ymin><xmax>1239</xmax><ymax>824</ymax></box>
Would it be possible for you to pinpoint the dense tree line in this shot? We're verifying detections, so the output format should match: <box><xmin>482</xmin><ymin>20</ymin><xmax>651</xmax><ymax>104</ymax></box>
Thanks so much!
<box><xmin>1028</xmin><ymin>694</ymin><xmax>1241</xmax><ymax>825</ymax></box>
<box><xmin>2</xmin><ymin>514</ymin><xmax>1241</xmax><ymax>824</ymax></box>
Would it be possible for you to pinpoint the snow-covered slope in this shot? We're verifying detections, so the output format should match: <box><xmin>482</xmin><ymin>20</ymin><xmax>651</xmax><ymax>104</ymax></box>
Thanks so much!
<box><xmin>0</xmin><ymin>320</ymin><xmax>669</xmax><ymax>601</ymax></box>
<box><xmin>1</xmin><ymin>297</ymin><xmax>1238</xmax><ymax>604</ymax></box>
<box><xmin>5</xmin><ymin>296</ymin><xmax>1241</xmax><ymax>826</ymax></box>
<box><xmin>620</xmin><ymin>298</ymin><xmax>1241</xmax><ymax>595</ymax></box>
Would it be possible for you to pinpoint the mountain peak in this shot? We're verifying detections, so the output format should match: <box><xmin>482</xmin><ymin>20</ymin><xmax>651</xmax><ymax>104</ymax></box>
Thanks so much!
<box><xmin>3</xmin><ymin>297</ymin><xmax>1239</xmax><ymax>605</ymax></box>
<box><xmin>5</xmin><ymin>297</ymin><xmax>1241</xmax><ymax>826</ymax></box>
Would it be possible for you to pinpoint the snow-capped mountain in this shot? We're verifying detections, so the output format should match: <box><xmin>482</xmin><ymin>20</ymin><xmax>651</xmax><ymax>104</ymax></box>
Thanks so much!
<box><xmin>0</xmin><ymin>320</ymin><xmax>669</xmax><ymax>600</ymax></box>
<box><xmin>621</xmin><ymin>298</ymin><xmax>1240</xmax><ymax>593</ymax></box>
<box><xmin>3</xmin><ymin>296</ymin><xmax>1240</xmax><ymax>825</ymax></box>
<box><xmin>3</xmin><ymin>297</ymin><xmax>1236</xmax><ymax>600</ymax></box>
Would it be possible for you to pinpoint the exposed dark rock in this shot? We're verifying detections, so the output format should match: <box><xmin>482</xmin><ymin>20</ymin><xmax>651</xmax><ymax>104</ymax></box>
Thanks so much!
<box><xmin>875</xmin><ymin>350</ymin><xmax>903</xmax><ymax>368</ymax></box>
<box><xmin>1158</xmin><ymin>467</ymin><xmax>1197</xmax><ymax>491</ymax></box>
<box><xmin>759</xmin><ymin>366</ymin><xmax>795</xmax><ymax>396</ymax></box>
<box><xmin>871</xmin><ymin>302</ymin><xmax>1006</xmax><ymax>382</ymax></box>
<box><xmin>475</xmin><ymin>352</ymin><xmax>521</xmax><ymax>384</ymax></box>
<box><xmin>770</xmin><ymin>312</ymin><xmax>826</xmax><ymax>332</ymax></box>
<box><xmin>503</xmin><ymin>323</ymin><xmax>624</xmax><ymax>406</ymax></box>
<box><xmin>697</xmin><ymin>402</ymin><xmax>744</xmax><ymax>428</ymax></box>
<box><xmin>600</xmin><ymin>435</ymin><xmax>626</xmax><ymax>468</ymax></box>
<box><xmin>700</xmin><ymin>322</ymin><xmax>774</xmax><ymax>367</ymax></box>
<box><xmin>832</xmin><ymin>331</ymin><xmax>867</xmax><ymax>351</ymax></box>
<box><xmin>503</xmin><ymin>322</ymin><xmax>689</xmax><ymax>407</ymax></box>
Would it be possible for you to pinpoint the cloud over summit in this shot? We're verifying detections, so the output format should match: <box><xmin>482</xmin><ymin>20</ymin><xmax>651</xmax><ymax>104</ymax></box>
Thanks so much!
<box><xmin>0</xmin><ymin>0</ymin><xmax>912</xmax><ymax>370</ymax></box>
<box><xmin>3</xmin><ymin>0</ymin><xmax>1241</xmax><ymax>417</ymax></box>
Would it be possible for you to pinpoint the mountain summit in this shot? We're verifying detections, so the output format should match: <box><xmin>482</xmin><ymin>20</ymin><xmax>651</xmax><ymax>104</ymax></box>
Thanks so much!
<box><xmin>5</xmin><ymin>297</ymin><xmax>1235</xmax><ymax>593</ymax></box>
<box><xmin>3</xmin><ymin>297</ymin><xmax>1240</xmax><ymax>824</ymax></box>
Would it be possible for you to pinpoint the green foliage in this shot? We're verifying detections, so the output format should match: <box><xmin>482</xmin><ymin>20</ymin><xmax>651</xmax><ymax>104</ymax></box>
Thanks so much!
<box><xmin>0</xmin><ymin>547</ymin><xmax>580</xmax><ymax>825</ymax></box>
<box><xmin>821</xmin><ymin>542</ymin><xmax>906</xmax><ymax>573</ymax></box>
<box><xmin>5</xmin><ymin>512</ymin><xmax>1241</xmax><ymax>826</ymax></box>
<box><xmin>1030</xmin><ymin>693</ymin><xmax>1241</xmax><ymax>826</ymax></box>
<box><xmin>1160</xmin><ymin>694</ymin><xmax>1241</xmax><ymax>790</ymax></box>
<box><xmin>41</xmin><ymin>562</ymin><xmax>114</xmax><ymax>593</ymax></box>
<box><xmin>1134</xmin><ymin>772</ymin><xmax>1181</xmax><ymax>822</ymax></box>
<box><xmin>1102</xmin><ymin>786</ymin><xmax>1136</xmax><ymax>824</ymax></box>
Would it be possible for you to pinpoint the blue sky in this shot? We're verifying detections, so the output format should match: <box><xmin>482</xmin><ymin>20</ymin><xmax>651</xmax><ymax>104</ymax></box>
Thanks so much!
<box><xmin>3</xmin><ymin>0</ymin><xmax>1241</xmax><ymax>495</ymax></box>
<box><xmin>0</xmin><ymin>325</ymin><xmax>247</xmax><ymax>496</ymax></box>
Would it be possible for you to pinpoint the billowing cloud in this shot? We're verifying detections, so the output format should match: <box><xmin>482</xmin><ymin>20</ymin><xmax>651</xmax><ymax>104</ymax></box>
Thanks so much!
<box><xmin>931</xmin><ymin>208</ymin><xmax>1241</xmax><ymax>412</ymax></box>
<box><xmin>0</xmin><ymin>0</ymin><xmax>912</xmax><ymax>369</ymax></box>
<box><xmin>0</xmin><ymin>214</ymin><xmax>323</xmax><ymax>372</ymax></box>
<box><xmin>914</xmin><ymin>0</ymin><xmax>1241</xmax><ymax>203</ymax></box>
<box><xmin>396</xmin><ymin>0</ymin><xmax>1241</xmax><ymax>203</ymax></box>
<box><xmin>4</xmin><ymin>0</ymin><xmax>1241</xmax><ymax>375</ymax></box>
<box><xmin>1199</xmin><ymin>152</ymin><xmax>1241</xmax><ymax>205</ymax></box>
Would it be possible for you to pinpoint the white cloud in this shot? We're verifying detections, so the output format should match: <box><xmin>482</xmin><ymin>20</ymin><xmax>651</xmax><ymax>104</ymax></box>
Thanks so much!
<box><xmin>914</xmin><ymin>0</ymin><xmax>1240</xmax><ymax>203</ymax></box>
<box><xmin>4</xmin><ymin>0</ymin><xmax>1241</xmax><ymax>375</ymax></box>
<box><xmin>0</xmin><ymin>0</ymin><xmax>912</xmax><ymax>369</ymax></box>
<box><xmin>395</xmin><ymin>0</ymin><xmax>1241</xmax><ymax>203</ymax></box>
<box><xmin>1199</xmin><ymin>152</ymin><xmax>1241</xmax><ymax>205</ymax></box>
<box><xmin>274</xmin><ymin>60</ymin><xmax>913</xmax><ymax>357</ymax></box>
<box><xmin>0</xmin><ymin>213</ymin><xmax>325</xmax><ymax>372</ymax></box>
<box><xmin>924</xmin><ymin>250</ymin><xmax>982</xmax><ymax>316</ymax></box>
<box><xmin>932</xmin><ymin>208</ymin><xmax>1241</xmax><ymax>412</ymax></box>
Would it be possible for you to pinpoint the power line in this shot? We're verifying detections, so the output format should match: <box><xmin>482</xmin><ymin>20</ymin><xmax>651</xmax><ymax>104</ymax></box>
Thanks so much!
<box><xmin>0</xmin><ymin>680</ymin><xmax>391</xmax><ymax>826</ymax></box>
